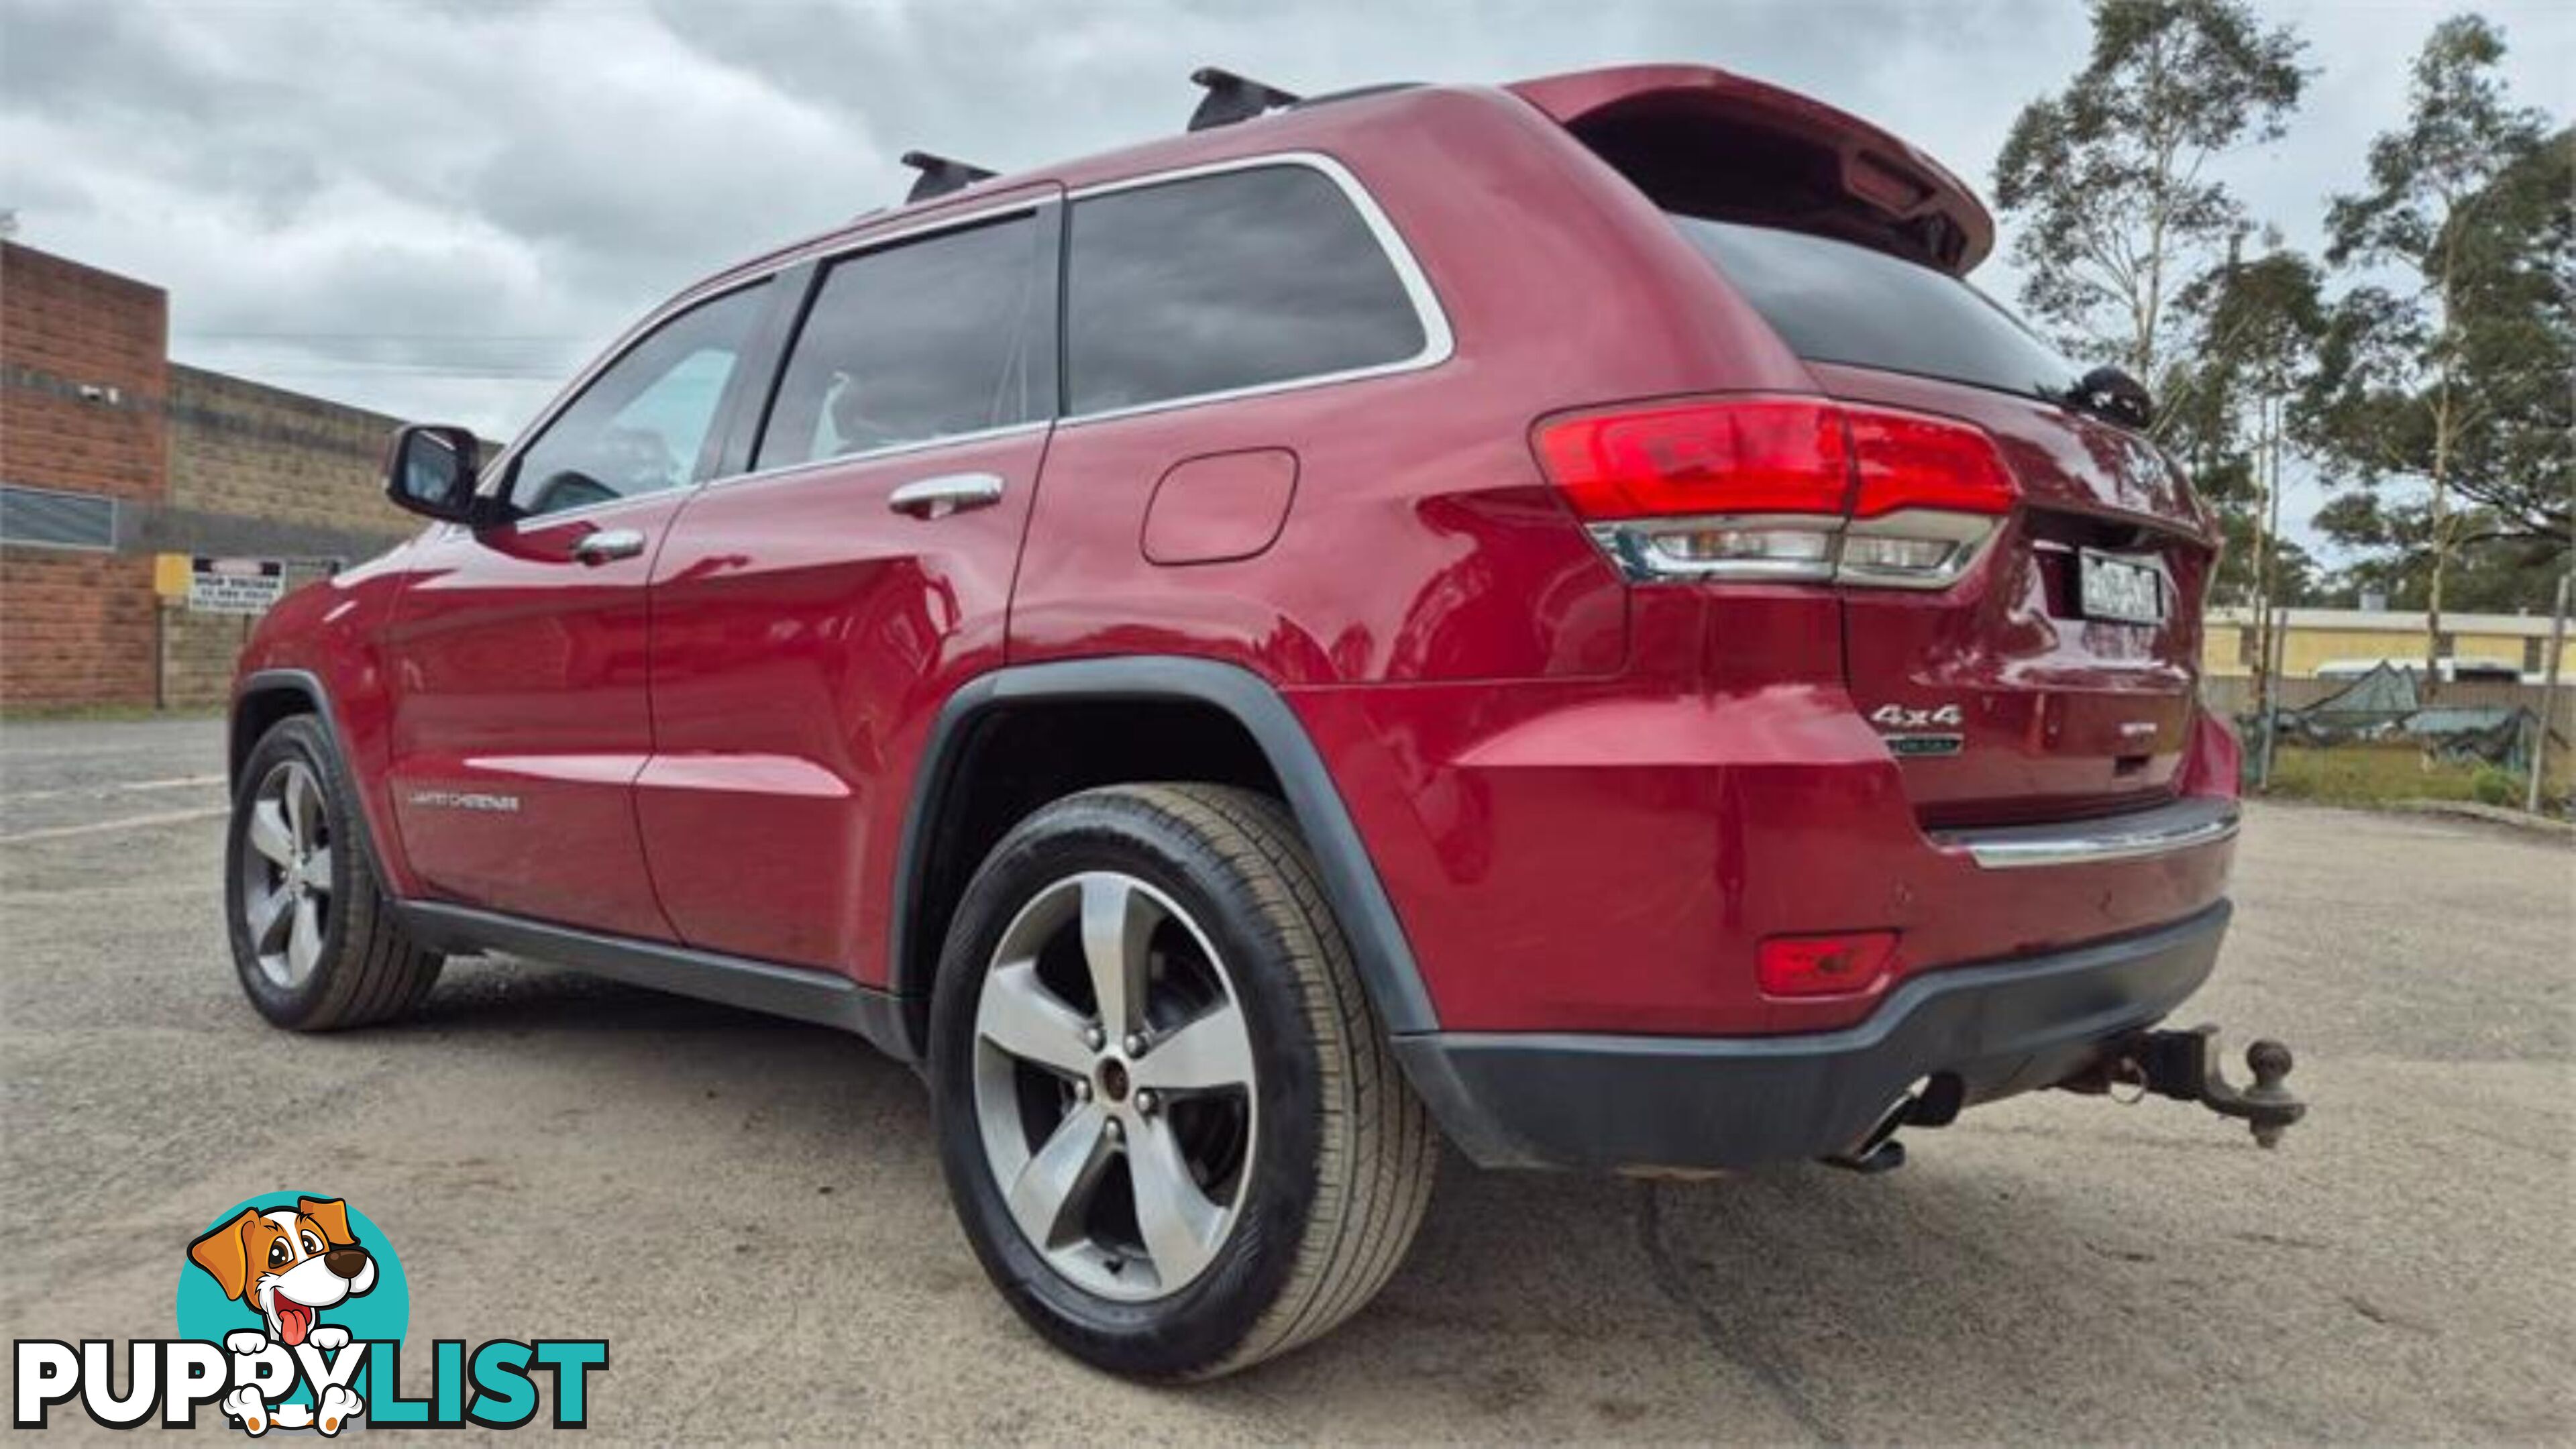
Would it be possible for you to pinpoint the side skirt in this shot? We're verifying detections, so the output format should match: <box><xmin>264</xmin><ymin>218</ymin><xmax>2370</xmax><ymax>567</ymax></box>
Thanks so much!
<box><xmin>395</xmin><ymin>900</ymin><xmax>916</xmax><ymax>1066</ymax></box>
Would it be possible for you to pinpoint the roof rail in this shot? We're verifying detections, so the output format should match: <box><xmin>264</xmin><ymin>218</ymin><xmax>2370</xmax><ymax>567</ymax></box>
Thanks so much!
<box><xmin>1188</xmin><ymin>67</ymin><xmax>1301</xmax><ymax>131</ymax></box>
<box><xmin>900</xmin><ymin>151</ymin><xmax>996</xmax><ymax>205</ymax></box>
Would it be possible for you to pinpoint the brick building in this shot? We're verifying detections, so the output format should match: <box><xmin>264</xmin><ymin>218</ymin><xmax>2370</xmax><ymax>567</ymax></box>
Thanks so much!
<box><xmin>1</xmin><ymin>241</ymin><xmax>426</xmax><ymax>708</ymax></box>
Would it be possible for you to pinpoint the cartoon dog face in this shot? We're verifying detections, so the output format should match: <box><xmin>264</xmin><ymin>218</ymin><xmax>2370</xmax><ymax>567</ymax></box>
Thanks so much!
<box><xmin>188</xmin><ymin>1197</ymin><xmax>377</xmax><ymax>1348</ymax></box>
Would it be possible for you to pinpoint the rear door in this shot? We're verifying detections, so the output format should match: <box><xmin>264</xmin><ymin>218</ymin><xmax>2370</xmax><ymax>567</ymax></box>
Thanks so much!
<box><xmin>384</xmin><ymin>280</ymin><xmax>773</xmax><ymax>934</ymax></box>
<box><xmin>639</xmin><ymin>195</ymin><xmax>1060</xmax><ymax>971</ymax></box>
<box><xmin>1672</xmin><ymin>218</ymin><xmax>2214</xmax><ymax>824</ymax></box>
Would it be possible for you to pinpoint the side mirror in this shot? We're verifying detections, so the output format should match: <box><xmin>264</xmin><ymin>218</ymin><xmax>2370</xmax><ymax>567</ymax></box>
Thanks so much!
<box><xmin>384</xmin><ymin>424</ymin><xmax>484</xmax><ymax>523</ymax></box>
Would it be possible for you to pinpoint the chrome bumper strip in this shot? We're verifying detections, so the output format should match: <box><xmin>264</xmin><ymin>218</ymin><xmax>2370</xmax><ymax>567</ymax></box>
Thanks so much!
<box><xmin>1934</xmin><ymin>797</ymin><xmax>2242</xmax><ymax>870</ymax></box>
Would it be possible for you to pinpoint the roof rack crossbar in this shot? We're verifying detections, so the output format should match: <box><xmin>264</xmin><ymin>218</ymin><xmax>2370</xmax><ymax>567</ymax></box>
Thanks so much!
<box><xmin>900</xmin><ymin>150</ymin><xmax>997</xmax><ymax>205</ymax></box>
<box><xmin>1188</xmin><ymin>67</ymin><xmax>1301</xmax><ymax>131</ymax></box>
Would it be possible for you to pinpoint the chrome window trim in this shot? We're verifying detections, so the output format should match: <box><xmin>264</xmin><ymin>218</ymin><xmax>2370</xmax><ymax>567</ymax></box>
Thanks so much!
<box><xmin>1055</xmin><ymin>151</ymin><xmax>1455</xmax><ymax>428</ymax></box>
<box><xmin>458</xmin><ymin>484</ymin><xmax>698</xmax><ymax>533</ymax></box>
<box><xmin>475</xmin><ymin>193</ymin><xmax>1061</xmax><ymax>504</ymax></box>
<box><xmin>1933</xmin><ymin>797</ymin><xmax>2241</xmax><ymax>871</ymax></box>
<box><xmin>705</xmin><ymin>419</ymin><xmax>1053</xmax><ymax>496</ymax></box>
<box><xmin>474</xmin><ymin>148</ymin><xmax>1454</xmax><ymax>503</ymax></box>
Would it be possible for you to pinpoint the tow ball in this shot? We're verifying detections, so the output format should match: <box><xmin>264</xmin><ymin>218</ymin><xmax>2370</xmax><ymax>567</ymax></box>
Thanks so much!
<box><xmin>2070</xmin><ymin>1026</ymin><xmax>2308</xmax><ymax>1147</ymax></box>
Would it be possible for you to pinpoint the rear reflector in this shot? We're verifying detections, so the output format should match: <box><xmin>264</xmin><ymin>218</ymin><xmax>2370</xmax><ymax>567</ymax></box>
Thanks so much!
<box><xmin>1535</xmin><ymin>396</ymin><xmax>2018</xmax><ymax>586</ymax></box>
<box><xmin>1757</xmin><ymin>931</ymin><xmax>1900</xmax><ymax>998</ymax></box>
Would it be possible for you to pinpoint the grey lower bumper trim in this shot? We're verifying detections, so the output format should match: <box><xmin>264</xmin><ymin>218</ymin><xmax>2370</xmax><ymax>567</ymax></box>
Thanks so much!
<box><xmin>1933</xmin><ymin>796</ymin><xmax>2241</xmax><ymax>870</ymax></box>
<box><xmin>1393</xmin><ymin>902</ymin><xmax>2231</xmax><ymax>1173</ymax></box>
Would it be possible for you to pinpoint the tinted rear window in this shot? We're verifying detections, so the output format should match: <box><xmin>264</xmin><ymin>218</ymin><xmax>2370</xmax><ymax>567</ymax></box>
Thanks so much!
<box><xmin>1672</xmin><ymin>216</ymin><xmax>2080</xmax><ymax>402</ymax></box>
<box><xmin>1065</xmin><ymin>166</ymin><xmax>1427</xmax><ymax>415</ymax></box>
<box><xmin>757</xmin><ymin>213</ymin><xmax>1051</xmax><ymax>467</ymax></box>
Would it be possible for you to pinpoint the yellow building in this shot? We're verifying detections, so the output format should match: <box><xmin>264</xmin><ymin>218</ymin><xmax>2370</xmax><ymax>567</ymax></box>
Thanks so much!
<box><xmin>2201</xmin><ymin>607</ymin><xmax>2561</xmax><ymax>680</ymax></box>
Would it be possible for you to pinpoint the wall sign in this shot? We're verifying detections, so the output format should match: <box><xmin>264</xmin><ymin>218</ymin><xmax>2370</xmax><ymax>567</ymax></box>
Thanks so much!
<box><xmin>183</xmin><ymin>556</ymin><xmax>286</xmax><ymax>615</ymax></box>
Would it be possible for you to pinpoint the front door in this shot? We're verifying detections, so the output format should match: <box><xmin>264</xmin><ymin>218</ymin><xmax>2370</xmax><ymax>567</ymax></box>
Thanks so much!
<box><xmin>384</xmin><ymin>280</ymin><xmax>775</xmax><ymax>936</ymax></box>
<box><xmin>640</xmin><ymin>196</ymin><xmax>1060</xmax><ymax>973</ymax></box>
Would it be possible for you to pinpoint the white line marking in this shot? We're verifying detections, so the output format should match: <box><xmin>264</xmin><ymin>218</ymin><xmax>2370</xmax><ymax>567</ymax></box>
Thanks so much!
<box><xmin>1</xmin><ymin>774</ymin><xmax>225</xmax><ymax>803</ymax></box>
<box><xmin>0</xmin><ymin>806</ymin><xmax>228</xmax><ymax>845</ymax></box>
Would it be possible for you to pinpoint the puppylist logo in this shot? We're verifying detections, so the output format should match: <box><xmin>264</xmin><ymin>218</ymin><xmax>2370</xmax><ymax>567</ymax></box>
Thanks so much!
<box><xmin>13</xmin><ymin>1191</ymin><xmax>607</xmax><ymax>1433</ymax></box>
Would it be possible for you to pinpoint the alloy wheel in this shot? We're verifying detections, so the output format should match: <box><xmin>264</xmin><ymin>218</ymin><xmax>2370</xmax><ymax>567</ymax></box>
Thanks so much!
<box><xmin>970</xmin><ymin>871</ymin><xmax>1258</xmax><ymax>1301</ymax></box>
<box><xmin>238</xmin><ymin>758</ymin><xmax>334</xmax><ymax>989</ymax></box>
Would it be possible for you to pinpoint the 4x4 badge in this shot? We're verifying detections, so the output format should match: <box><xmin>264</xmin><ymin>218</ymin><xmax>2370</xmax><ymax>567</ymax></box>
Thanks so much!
<box><xmin>1870</xmin><ymin>703</ymin><xmax>1964</xmax><ymax>757</ymax></box>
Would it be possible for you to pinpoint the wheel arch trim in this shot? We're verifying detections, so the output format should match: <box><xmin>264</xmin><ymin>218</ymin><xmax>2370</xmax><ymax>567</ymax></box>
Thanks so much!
<box><xmin>230</xmin><ymin>667</ymin><xmax>412</xmax><ymax>896</ymax></box>
<box><xmin>890</xmin><ymin>657</ymin><xmax>1439</xmax><ymax>1056</ymax></box>
<box><xmin>230</xmin><ymin>668</ymin><xmax>356</xmax><ymax>790</ymax></box>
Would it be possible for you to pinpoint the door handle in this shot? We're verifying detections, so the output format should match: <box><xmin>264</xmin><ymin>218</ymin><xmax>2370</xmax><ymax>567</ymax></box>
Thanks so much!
<box><xmin>888</xmin><ymin>472</ymin><xmax>1006</xmax><ymax>520</ymax></box>
<box><xmin>573</xmin><ymin>527</ymin><xmax>647</xmax><ymax>564</ymax></box>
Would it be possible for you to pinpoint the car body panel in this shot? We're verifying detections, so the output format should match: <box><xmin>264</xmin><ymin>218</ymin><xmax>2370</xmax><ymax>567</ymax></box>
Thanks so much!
<box><xmin>378</xmin><ymin>497</ymin><xmax>686</xmax><ymax>937</ymax></box>
<box><xmin>641</xmin><ymin>425</ymin><xmax>1053</xmax><ymax>973</ymax></box>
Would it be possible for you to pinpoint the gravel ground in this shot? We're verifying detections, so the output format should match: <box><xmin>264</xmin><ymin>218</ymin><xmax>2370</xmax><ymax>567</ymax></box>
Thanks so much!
<box><xmin>3</xmin><ymin>716</ymin><xmax>2569</xmax><ymax>1443</ymax></box>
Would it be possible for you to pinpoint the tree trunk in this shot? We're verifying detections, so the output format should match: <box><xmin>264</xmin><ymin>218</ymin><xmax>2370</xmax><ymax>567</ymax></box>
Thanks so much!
<box><xmin>2424</xmin><ymin>462</ymin><xmax>2450</xmax><ymax>704</ymax></box>
<box><xmin>2251</xmin><ymin>396</ymin><xmax>2278</xmax><ymax>715</ymax></box>
<box><xmin>2423</xmin><ymin>227</ymin><xmax>2464</xmax><ymax>703</ymax></box>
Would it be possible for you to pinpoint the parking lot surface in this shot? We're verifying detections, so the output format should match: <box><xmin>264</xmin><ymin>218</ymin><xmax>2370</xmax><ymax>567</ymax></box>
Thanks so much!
<box><xmin>3</xmin><ymin>715</ymin><xmax>2569</xmax><ymax>1442</ymax></box>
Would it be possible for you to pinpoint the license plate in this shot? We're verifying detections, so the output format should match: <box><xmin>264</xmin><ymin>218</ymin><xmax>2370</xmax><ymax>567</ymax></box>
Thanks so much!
<box><xmin>2078</xmin><ymin>550</ymin><xmax>2165</xmax><ymax>625</ymax></box>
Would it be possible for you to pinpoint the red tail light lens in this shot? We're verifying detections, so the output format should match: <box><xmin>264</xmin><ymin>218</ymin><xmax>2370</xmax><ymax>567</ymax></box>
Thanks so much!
<box><xmin>1536</xmin><ymin>398</ymin><xmax>1851</xmax><ymax>521</ymax></box>
<box><xmin>1535</xmin><ymin>395</ymin><xmax>2019</xmax><ymax>586</ymax></box>
<box><xmin>1757</xmin><ymin>931</ymin><xmax>1900</xmax><ymax>998</ymax></box>
<box><xmin>1846</xmin><ymin>410</ymin><xmax>2018</xmax><ymax>518</ymax></box>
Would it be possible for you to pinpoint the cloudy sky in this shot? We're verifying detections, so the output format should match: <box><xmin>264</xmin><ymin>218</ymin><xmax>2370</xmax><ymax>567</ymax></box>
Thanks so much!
<box><xmin>3</xmin><ymin>0</ymin><xmax>2569</xmax><ymax>547</ymax></box>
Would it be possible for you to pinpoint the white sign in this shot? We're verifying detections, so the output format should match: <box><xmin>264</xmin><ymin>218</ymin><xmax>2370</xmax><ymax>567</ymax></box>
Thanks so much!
<box><xmin>187</xmin><ymin>557</ymin><xmax>286</xmax><ymax>616</ymax></box>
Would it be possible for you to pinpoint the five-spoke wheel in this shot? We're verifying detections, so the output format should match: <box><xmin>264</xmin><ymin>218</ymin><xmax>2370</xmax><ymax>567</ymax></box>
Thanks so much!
<box><xmin>224</xmin><ymin>713</ymin><xmax>441</xmax><ymax>1029</ymax></box>
<box><xmin>239</xmin><ymin>757</ymin><xmax>335</xmax><ymax>987</ymax></box>
<box><xmin>931</xmin><ymin>784</ymin><xmax>1436</xmax><ymax>1379</ymax></box>
<box><xmin>972</xmin><ymin>871</ymin><xmax>1258</xmax><ymax>1299</ymax></box>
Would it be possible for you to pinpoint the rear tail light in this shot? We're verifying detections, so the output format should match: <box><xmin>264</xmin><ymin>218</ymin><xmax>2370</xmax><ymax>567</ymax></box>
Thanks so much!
<box><xmin>1534</xmin><ymin>396</ymin><xmax>2017</xmax><ymax>587</ymax></box>
<box><xmin>1757</xmin><ymin>931</ymin><xmax>1900</xmax><ymax>998</ymax></box>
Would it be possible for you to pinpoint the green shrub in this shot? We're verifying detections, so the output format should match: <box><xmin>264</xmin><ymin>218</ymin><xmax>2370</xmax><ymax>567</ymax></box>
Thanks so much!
<box><xmin>2469</xmin><ymin>765</ymin><xmax>2519</xmax><ymax>806</ymax></box>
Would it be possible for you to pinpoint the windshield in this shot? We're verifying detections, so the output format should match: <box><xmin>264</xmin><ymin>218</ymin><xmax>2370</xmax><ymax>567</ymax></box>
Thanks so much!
<box><xmin>1672</xmin><ymin>215</ymin><xmax>2084</xmax><ymax>405</ymax></box>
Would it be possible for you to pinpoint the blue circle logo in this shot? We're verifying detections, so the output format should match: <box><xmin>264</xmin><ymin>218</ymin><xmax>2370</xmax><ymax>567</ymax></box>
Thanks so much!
<box><xmin>177</xmin><ymin>1191</ymin><xmax>408</xmax><ymax>1414</ymax></box>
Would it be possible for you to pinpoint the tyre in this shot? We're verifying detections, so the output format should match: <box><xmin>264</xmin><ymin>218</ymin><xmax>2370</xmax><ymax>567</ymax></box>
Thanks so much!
<box><xmin>929</xmin><ymin>784</ymin><xmax>1436</xmax><ymax>1379</ymax></box>
<box><xmin>223</xmin><ymin>713</ymin><xmax>443</xmax><ymax>1030</ymax></box>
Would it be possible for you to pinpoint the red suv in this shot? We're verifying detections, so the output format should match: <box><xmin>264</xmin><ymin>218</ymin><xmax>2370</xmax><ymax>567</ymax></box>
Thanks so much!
<box><xmin>223</xmin><ymin>64</ymin><xmax>2294</xmax><ymax>1379</ymax></box>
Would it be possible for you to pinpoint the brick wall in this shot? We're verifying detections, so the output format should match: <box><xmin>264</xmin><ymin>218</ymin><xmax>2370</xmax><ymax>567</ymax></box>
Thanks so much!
<box><xmin>166</xmin><ymin>366</ymin><xmax>417</xmax><ymax>545</ymax></box>
<box><xmin>0</xmin><ymin>549</ymin><xmax>158</xmax><ymax>707</ymax></box>
<box><xmin>1</xmin><ymin>241</ymin><xmax>440</xmax><ymax>710</ymax></box>
<box><xmin>3</xmin><ymin>245</ymin><xmax>169</xmax><ymax>708</ymax></box>
<box><xmin>160</xmin><ymin>602</ymin><xmax>256</xmax><ymax>710</ymax></box>
<box><xmin>0</xmin><ymin>244</ymin><xmax>168</xmax><ymax>504</ymax></box>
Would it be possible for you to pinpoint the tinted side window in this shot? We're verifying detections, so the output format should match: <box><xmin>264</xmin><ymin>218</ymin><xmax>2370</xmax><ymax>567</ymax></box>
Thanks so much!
<box><xmin>1671</xmin><ymin>217</ymin><xmax>2081</xmax><ymax>404</ymax></box>
<box><xmin>757</xmin><ymin>213</ymin><xmax>1051</xmax><ymax>468</ymax></box>
<box><xmin>508</xmin><ymin>282</ymin><xmax>769</xmax><ymax>519</ymax></box>
<box><xmin>1065</xmin><ymin>166</ymin><xmax>1426</xmax><ymax>415</ymax></box>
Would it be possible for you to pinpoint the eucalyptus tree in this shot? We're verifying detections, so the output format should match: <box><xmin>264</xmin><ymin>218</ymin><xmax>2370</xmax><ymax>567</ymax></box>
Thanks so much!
<box><xmin>2304</xmin><ymin>15</ymin><xmax>2567</xmax><ymax>689</ymax></box>
<box><xmin>1993</xmin><ymin>0</ymin><xmax>2305</xmax><ymax>416</ymax></box>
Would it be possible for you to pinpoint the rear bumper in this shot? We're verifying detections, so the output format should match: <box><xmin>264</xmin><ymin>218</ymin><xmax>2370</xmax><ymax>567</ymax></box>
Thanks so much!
<box><xmin>1929</xmin><ymin>796</ymin><xmax>2240</xmax><ymax>869</ymax></box>
<box><xmin>1393</xmin><ymin>901</ymin><xmax>2229</xmax><ymax>1173</ymax></box>
<box><xmin>1290</xmin><ymin>682</ymin><xmax>2238</xmax><ymax>1036</ymax></box>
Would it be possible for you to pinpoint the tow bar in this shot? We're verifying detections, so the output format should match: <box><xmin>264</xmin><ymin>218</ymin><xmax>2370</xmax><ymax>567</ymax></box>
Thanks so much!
<box><xmin>1823</xmin><ymin>1026</ymin><xmax>2306</xmax><ymax>1174</ymax></box>
<box><xmin>2068</xmin><ymin>1026</ymin><xmax>2308</xmax><ymax>1147</ymax></box>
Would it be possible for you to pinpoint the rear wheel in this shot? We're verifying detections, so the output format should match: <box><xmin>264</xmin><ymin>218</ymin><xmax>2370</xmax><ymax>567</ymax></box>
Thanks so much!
<box><xmin>224</xmin><ymin>714</ymin><xmax>442</xmax><ymax>1030</ymax></box>
<box><xmin>930</xmin><ymin>784</ymin><xmax>1434</xmax><ymax>1379</ymax></box>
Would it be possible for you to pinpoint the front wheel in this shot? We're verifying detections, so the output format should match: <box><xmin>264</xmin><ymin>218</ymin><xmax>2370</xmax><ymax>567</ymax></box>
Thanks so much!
<box><xmin>224</xmin><ymin>714</ymin><xmax>442</xmax><ymax>1030</ymax></box>
<box><xmin>929</xmin><ymin>784</ymin><xmax>1435</xmax><ymax>1379</ymax></box>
